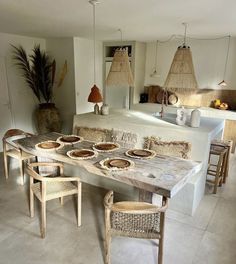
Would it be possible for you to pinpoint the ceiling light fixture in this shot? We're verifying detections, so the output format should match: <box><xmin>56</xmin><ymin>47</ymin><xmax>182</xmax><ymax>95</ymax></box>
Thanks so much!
<box><xmin>163</xmin><ymin>22</ymin><xmax>198</xmax><ymax>93</ymax></box>
<box><xmin>106</xmin><ymin>29</ymin><xmax>134</xmax><ymax>87</ymax></box>
<box><xmin>218</xmin><ymin>35</ymin><xmax>231</xmax><ymax>86</ymax></box>
<box><xmin>88</xmin><ymin>0</ymin><xmax>103</xmax><ymax>114</ymax></box>
<box><xmin>150</xmin><ymin>40</ymin><xmax>160</xmax><ymax>78</ymax></box>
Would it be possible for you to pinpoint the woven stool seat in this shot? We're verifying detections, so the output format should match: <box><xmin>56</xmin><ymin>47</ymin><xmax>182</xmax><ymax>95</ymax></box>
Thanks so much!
<box><xmin>104</xmin><ymin>191</ymin><xmax>168</xmax><ymax>264</ymax></box>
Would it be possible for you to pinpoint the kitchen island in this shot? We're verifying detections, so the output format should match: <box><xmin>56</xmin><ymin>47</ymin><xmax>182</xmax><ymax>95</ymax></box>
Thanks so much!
<box><xmin>73</xmin><ymin>109</ymin><xmax>224</xmax><ymax>215</ymax></box>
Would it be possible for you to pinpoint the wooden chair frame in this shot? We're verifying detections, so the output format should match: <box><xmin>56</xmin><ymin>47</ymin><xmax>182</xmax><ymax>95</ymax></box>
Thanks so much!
<box><xmin>26</xmin><ymin>162</ymin><xmax>82</xmax><ymax>238</ymax></box>
<box><xmin>104</xmin><ymin>191</ymin><xmax>168</xmax><ymax>264</ymax></box>
<box><xmin>2</xmin><ymin>129</ymin><xmax>35</xmax><ymax>185</ymax></box>
<box><xmin>207</xmin><ymin>145</ymin><xmax>227</xmax><ymax>194</ymax></box>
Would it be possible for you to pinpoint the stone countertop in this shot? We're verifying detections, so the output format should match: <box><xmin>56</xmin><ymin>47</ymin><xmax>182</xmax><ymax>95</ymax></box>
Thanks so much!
<box><xmin>15</xmin><ymin>132</ymin><xmax>202</xmax><ymax>198</ymax></box>
<box><xmin>132</xmin><ymin>103</ymin><xmax>236</xmax><ymax>120</ymax></box>
<box><xmin>73</xmin><ymin>108</ymin><xmax>225</xmax><ymax>136</ymax></box>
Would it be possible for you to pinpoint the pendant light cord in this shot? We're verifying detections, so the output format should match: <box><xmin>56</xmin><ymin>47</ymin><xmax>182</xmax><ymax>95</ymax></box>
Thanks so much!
<box><xmin>92</xmin><ymin>2</ymin><xmax>96</xmax><ymax>84</ymax></box>
<box><xmin>154</xmin><ymin>40</ymin><xmax>158</xmax><ymax>70</ymax></box>
<box><xmin>223</xmin><ymin>35</ymin><xmax>231</xmax><ymax>79</ymax></box>
<box><xmin>182</xmin><ymin>22</ymin><xmax>187</xmax><ymax>46</ymax></box>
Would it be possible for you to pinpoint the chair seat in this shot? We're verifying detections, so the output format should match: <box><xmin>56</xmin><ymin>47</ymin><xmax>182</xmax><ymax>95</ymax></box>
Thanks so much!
<box><xmin>6</xmin><ymin>149</ymin><xmax>35</xmax><ymax>160</ymax></box>
<box><xmin>32</xmin><ymin>181</ymin><xmax>78</xmax><ymax>201</ymax></box>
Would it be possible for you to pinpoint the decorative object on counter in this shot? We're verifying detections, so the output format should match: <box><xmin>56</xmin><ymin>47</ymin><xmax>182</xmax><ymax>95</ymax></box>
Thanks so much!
<box><xmin>88</xmin><ymin>85</ymin><xmax>103</xmax><ymax>114</ymax></box>
<box><xmin>150</xmin><ymin>40</ymin><xmax>160</xmax><ymax>78</ymax></box>
<box><xmin>67</xmin><ymin>149</ymin><xmax>98</xmax><ymax>160</ymax></box>
<box><xmin>93</xmin><ymin>142</ymin><xmax>120</xmax><ymax>152</ymax></box>
<box><xmin>218</xmin><ymin>35</ymin><xmax>231</xmax><ymax>86</ymax></box>
<box><xmin>74</xmin><ymin>126</ymin><xmax>111</xmax><ymax>142</ymax></box>
<box><xmin>101</xmin><ymin>103</ymin><xmax>109</xmax><ymax>115</ymax></box>
<box><xmin>190</xmin><ymin>108</ymin><xmax>201</xmax><ymax>128</ymax></box>
<box><xmin>139</xmin><ymin>93</ymin><xmax>148</xmax><ymax>103</ymax></box>
<box><xmin>168</xmin><ymin>93</ymin><xmax>179</xmax><ymax>105</ymax></box>
<box><xmin>111</xmin><ymin>129</ymin><xmax>138</xmax><ymax>148</ymax></box>
<box><xmin>57</xmin><ymin>135</ymin><xmax>83</xmax><ymax>145</ymax></box>
<box><xmin>144</xmin><ymin>137</ymin><xmax>191</xmax><ymax>159</ymax></box>
<box><xmin>88</xmin><ymin>0</ymin><xmax>103</xmax><ymax>114</ymax></box>
<box><xmin>100</xmin><ymin>157</ymin><xmax>134</xmax><ymax>171</ymax></box>
<box><xmin>163</xmin><ymin>23</ymin><xmax>198</xmax><ymax>93</ymax></box>
<box><xmin>125</xmin><ymin>149</ymin><xmax>156</xmax><ymax>159</ymax></box>
<box><xmin>12</xmin><ymin>45</ymin><xmax>67</xmax><ymax>133</ymax></box>
<box><xmin>35</xmin><ymin>140</ymin><xmax>63</xmax><ymax>151</ymax></box>
<box><xmin>213</xmin><ymin>99</ymin><xmax>229</xmax><ymax>110</ymax></box>
<box><xmin>176</xmin><ymin>106</ymin><xmax>187</xmax><ymax>126</ymax></box>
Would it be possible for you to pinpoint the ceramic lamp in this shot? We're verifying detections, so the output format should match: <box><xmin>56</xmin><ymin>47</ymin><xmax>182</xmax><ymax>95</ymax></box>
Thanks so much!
<box><xmin>88</xmin><ymin>85</ymin><xmax>103</xmax><ymax>114</ymax></box>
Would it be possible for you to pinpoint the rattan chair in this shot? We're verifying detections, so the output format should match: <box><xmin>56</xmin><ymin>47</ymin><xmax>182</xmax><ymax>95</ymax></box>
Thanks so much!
<box><xmin>2</xmin><ymin>129</ymin><xmax>35</xmax><ymax>185</ymax></box>
<box><xmin>26</xmin><ymin>162</ymin><xmax>82</xmax><ymax>238</ymax></box>
<box><xmin>104</xmin><ymin>191</ymin><xmax>168</xmax><ymax>264</ymax></box>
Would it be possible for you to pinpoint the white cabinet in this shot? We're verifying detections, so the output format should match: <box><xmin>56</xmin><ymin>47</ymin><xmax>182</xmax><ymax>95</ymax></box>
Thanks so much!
<box><xmin>103</xmin><ymin>41</ymin><xmax>146</xmax><ymax>108</ymax></box>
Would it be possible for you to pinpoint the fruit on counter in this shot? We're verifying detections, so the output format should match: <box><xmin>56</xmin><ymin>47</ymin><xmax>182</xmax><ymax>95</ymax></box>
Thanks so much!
<box><xmin>214</xmin><ymin>99</ymin><xmax>221</xmax><ymax>108</ymax></box>
<box><xmin>218</xmin><ymin>102</ymin><xmax>228</xmax><ymax>110</ymax></box>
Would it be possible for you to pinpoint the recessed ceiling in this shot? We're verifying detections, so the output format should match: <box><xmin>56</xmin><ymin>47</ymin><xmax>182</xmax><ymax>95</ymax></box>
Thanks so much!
<box><xmin>0</xmin><ymin>0</ymin><xmax>235</xmax><ymax>41</ymax></box>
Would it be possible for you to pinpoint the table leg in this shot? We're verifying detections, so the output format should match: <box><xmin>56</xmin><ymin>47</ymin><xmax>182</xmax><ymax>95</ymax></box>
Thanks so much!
<box><xmin>139</xmin><ymin>189</ymin><xmax>153</xmax><ymax>203</ymax></box>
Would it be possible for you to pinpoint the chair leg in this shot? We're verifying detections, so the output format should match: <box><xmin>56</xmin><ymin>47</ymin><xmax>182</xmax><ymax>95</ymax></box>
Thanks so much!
<box><xmin>104</xmin><ymin>232</ymin><xmax>111</xmax><ymax>264</ymax></box>
<box><xmin>19</xmin><ymin>160</ymin><xmax>24</xmax><ymax>185</ymax></box>
<box><xmin>60</xmin><ymin>197</ymin><xmax>64</xmax><ymax>205</ymax></box>
<box><xmin>3</xmin><ymin>153</ymin><xmax>9</xmax><ymax>180</ymax></box>
<box><xmin>30</xmin><ymin>187</ymin><xmax>34</xmax><ymax>218</ymax></box>
<box><xmin>41</xmin><ymin>202</ymin><xmax>46</xmax><ymax>238</ymax></box>
<box><xmin>77</xmin><ymin>182</ymin><xmax>82</xmax><ymax>227</ymax></box>
<box><xmin>158</xmin><ymin>212</ymin><xmax>165</xmax><ymax>264</ymax></box>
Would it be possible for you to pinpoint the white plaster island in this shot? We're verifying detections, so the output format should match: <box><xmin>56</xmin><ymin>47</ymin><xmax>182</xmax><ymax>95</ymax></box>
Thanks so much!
<box><xmin>15</xmin><ymin>132</ymin><xmax>201</xmax><ymax>198</ymax></box>
<box><xmin>73</xmin><ymin>109</ymin><xmax>225</xmax><ymax>215</ymax></box>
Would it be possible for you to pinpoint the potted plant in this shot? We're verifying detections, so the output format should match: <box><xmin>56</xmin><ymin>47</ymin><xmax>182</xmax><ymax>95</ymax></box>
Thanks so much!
<box><xmin>12</xmin><ymin>44</ymin><xmax>67</xmax><ymax>133</ymax></box>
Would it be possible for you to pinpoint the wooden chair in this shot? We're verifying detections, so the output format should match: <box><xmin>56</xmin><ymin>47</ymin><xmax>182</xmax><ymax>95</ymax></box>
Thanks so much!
<box><xmin>211</xmin><ymin>139</ymin><xmax>232</xmax><ymax>183</ymax></box>
<box><xmin>2</xmin><ymin>129</ymin><xmax>35</xmax><ymax>185</ymax></box>
<box><xmin>26</xmin><ymin>162</ymin><xmax>82</xmax><ymax>238</ymax></box>
<box><xmin>104</xmin><ymin>191</ymin><xmax>168</xmax><ymax>264</ymax></box>
<box><xmin>207</xmin><ymin>145</ymin><xmax>227</xmax><ymax>194</ymax></box>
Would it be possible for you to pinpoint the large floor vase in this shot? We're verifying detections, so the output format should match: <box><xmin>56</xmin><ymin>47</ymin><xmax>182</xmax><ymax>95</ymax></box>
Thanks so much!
<box><xmin>36</xmin><ymin>103</ymin><xmax>61</xmax><ymax>133</ymax></box>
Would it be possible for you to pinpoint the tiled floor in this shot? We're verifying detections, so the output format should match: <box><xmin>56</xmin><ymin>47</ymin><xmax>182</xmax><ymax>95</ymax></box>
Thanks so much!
<box><xmin>0</xmin><ymin>153</ymin><xmax>235</xmax><ymax>264</ymax></box>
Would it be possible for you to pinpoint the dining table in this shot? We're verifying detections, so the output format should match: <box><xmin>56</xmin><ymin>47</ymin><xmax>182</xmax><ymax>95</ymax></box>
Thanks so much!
<box><xmin>15</xmin><ymin>132</ymin><xmax>202</xmax><ymax>201</ymax></box>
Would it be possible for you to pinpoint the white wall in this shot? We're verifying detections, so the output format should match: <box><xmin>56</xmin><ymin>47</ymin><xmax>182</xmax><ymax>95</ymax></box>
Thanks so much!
<box><xmin>0</xmin><ymin>32</ymin><xmax>46</xmax><ymax>150</ymax></box>
<box><xmin>73</xmin><ymin>37</ymin><xmax>103</xmax><ymax>114</ymax></box>
<box><xmin>46</xmin><ymin>38</ymin><xmax>76</xmax><ymax>134</ymax></box>
<box><xmin>145</xmin><ymin>37</ymin><xmax>236</xmax><ymax>90</ymax></box>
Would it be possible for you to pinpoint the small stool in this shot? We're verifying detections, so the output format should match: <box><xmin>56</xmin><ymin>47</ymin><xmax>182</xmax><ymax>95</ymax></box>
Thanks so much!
<box><xmin>207</xmin><ymin>145</ymin><xmax>227</xmax><ymax>194</ymax></box>
<box><xmin>211</xmin><ymin>139</ymin><xmax>232</xmax><ymax>183</ymax></box>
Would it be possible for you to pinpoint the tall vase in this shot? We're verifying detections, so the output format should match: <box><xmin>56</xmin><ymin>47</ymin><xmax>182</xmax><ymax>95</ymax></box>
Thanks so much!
<box><xmin>35</xmin><ymin>103</ymin><xmax>61</xmax><ymax>134</ymax></box>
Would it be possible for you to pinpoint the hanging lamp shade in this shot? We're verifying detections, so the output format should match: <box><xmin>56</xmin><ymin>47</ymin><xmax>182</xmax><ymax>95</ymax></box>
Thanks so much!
<box><xmin>164</xmin><ymin>46</ymin><xmax>198</xmax><ymax>93</ymax></box>
<box><xmin>88</xmin><ymin>85</ymin><xmax>103</xmax><ymax>103</ymax></box>
<box><xmin>106</xmin><ymin>48</ymin><xmax>134</xmax><ymax>87</ymax></box>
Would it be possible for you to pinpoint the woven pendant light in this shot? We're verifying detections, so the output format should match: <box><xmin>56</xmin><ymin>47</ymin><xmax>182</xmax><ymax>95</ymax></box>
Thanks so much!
<box><xmin>164</xmin><ymin>23</ymin><xmax>198</xmax><ymax>93</ymax></box>
<box><xmin>106</xmin><ymin>48</ymin><xmax>134</xmax><ymax>87</ymax></box>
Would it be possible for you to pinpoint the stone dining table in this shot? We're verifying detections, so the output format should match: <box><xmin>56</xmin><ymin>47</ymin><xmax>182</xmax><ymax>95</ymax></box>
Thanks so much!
<box><xmin>15</xmin><ymin>132</ymin><xmax>202</xmax><ymax>199</ymax></box>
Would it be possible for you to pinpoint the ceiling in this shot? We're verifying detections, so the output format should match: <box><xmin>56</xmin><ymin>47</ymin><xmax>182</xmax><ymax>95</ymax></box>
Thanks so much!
<box><xmin>0</xmin><ymin>0</ymin><xmax>235</xmax><ymax>41</ymax></box>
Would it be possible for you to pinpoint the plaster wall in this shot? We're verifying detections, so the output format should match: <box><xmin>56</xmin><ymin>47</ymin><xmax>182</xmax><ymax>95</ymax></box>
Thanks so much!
<box><xmin>73</xmin><ymin>37</ymin><xmax>103</xmax><ymax>114</ymax></box>
<box><xmin>0</xmin><ymin>32</ymin><xmax>46</xmax><ymax>151</ymax></box>
<box><xmin>46</xmin><ymin>38</ymin><xmax>76</xmax><ymax>134</ymax></box>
